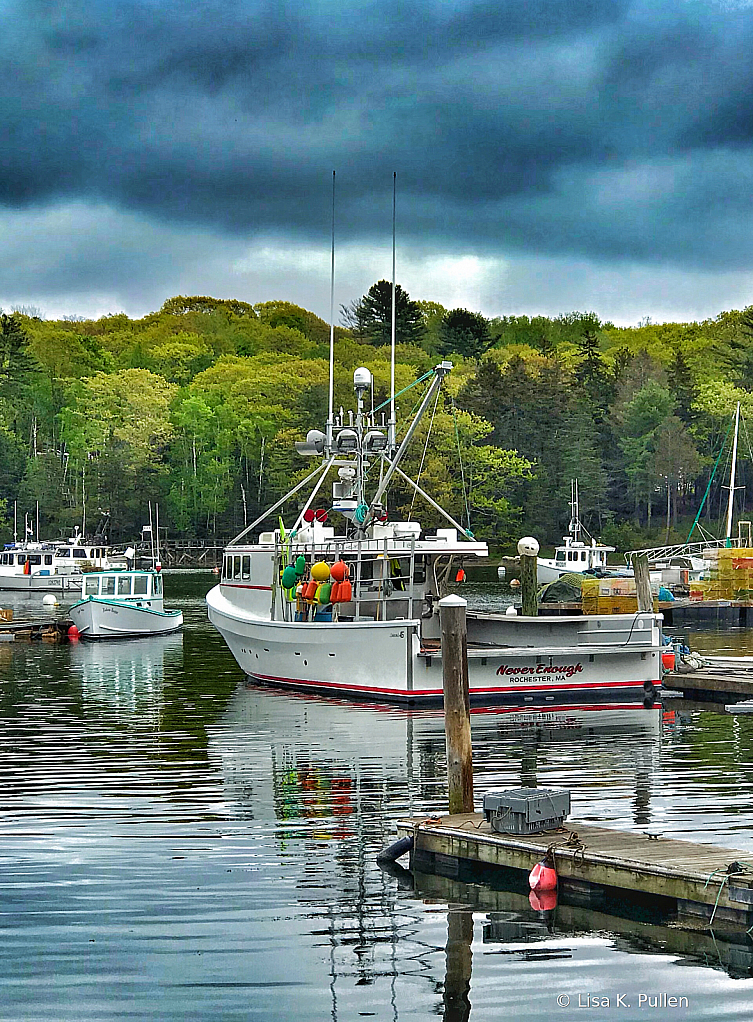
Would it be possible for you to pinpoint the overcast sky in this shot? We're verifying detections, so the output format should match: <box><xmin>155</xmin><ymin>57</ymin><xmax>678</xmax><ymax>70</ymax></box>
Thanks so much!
<box><xmin>3</xmin><ymin>0</ymin><xmax>753</xmax><ymax>326</ymax></box>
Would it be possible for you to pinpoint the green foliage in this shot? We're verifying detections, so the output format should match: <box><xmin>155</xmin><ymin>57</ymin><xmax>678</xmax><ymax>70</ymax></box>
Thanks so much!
<box><xmin>160</xmin><ymin>295</ymin><xmax>257</xmax><ymax>317</ymax></box>
<box><xmin>1</xmin><ymin>289</ymin><xmax>753</xmax><ymax>551</ymax></box>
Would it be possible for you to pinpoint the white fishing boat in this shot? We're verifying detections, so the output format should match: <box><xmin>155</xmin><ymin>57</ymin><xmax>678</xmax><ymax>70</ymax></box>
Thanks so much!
<box><xmin>207</xmin><ymin>178</ymin><xmax>662</xmax><ymax>705</ymax></box>
<box><xmin>0</xmin><ymin>528</ymin><xmax>129</xmax><ymax>592</ymax></box>
<box><xmin>497</xmin><ymin>481</ymin><xmax>614</xmax><ymax>584</ymax></box>
<box><xmin>69</xmin><ymin>570</ymin><xmax>183</xmax><ymax>639</ymax></box>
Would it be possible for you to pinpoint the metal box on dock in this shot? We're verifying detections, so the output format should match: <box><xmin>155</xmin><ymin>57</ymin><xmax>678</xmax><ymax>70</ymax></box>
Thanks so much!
<box><xmin>482</xmin><ymin>787</ymin><xmax>570</xmax><ymax>835</ymax></box>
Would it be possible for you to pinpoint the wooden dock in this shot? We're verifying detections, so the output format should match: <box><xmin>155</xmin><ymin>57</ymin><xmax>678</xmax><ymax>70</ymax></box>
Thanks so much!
<box><xmin>396</xmin><ymin>813</ymin><xmax>753</xmax><ymax>928</ymax></box>
<box><xmin>663</xmin><ymin>669</ymin><xmax>753</xmax><ymax>701</ymax></box>
<box><xmin>409</xmin><ymin>870</ymin><xmax>753</xmax><ymax>977</ymax></box>
<box><xmin>0</xmin><ymin>618</ymin><xmax>72</xmax><ymax>641</ymax></box>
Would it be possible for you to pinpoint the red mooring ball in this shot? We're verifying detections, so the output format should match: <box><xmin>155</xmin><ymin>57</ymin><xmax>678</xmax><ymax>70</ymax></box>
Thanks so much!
<box><xmin>67</xmin><ymin>625</ymin><xmax>80</xmax><ymax>642</ymax></box>
<box><xmin>529</xmin><ymin>859</ymin><xmax>558</xmax><ymax>892</ymax></box>
<box><xmin>529</xmin><ymin>889</ymin><xmax>558</xmax><ymax>912</ymax></box>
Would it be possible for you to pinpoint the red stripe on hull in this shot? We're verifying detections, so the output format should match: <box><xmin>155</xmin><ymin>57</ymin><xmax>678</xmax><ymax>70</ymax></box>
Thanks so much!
<box><xmin>249</xmin><ymin>672</ymin><xmax>650</xmax><ymax>699</ymax></box>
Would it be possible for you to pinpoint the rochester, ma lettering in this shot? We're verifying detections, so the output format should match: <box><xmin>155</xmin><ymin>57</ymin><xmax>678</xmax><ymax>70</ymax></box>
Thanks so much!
<box><xmin>495</xmin><ymin>662</ymin><xmax>583</xmax><ymax>678</ymax></box>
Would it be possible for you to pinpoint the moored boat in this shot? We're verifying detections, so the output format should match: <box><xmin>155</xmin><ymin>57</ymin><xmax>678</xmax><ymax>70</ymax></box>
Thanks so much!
<box><xmin>207</xmin><ymin>182</ymin><xmax>662</xmax><ymax>705</ymax></box>
<box><xmin>70</xmin><ymin>569</ymin><xmax>183</xmax><ymax>639</ymax></box>
<box><xmin>0</xmin><ymin>528</ymin><xmax>128</xmax><ymax>592</ymax></box>
<box><xmin>206</xmin><ymin>369</ymin><xmax>662</xmax><ymax>706</ymax></box>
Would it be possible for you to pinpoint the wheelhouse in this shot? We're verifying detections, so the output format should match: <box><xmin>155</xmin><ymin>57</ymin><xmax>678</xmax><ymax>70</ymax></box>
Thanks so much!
<box><xmin>83</xmin><ymin>572</ymin><xmax>162</xmax><ymax>600</ymax></box>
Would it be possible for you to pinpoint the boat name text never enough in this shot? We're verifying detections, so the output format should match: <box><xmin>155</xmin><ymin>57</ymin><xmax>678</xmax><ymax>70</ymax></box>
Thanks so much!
<box><xmin>495</xmin><ymin>663</ymin><xmax>584</xmax><ymax>678</ymax></box>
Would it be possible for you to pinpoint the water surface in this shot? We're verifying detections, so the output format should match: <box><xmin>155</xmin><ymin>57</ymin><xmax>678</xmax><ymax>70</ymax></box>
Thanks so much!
<box><xmin>1</xmin><ymin>573</ymin><xmax>753</xmax><ymax>1020</ymax></box>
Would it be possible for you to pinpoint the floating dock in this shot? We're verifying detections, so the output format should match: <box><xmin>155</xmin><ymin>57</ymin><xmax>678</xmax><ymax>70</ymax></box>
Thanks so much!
<box><xmin>396</xmin><ymin>813</ymin><xmax>753</xmax><ymax>928</ymax></box>
<box><xmin>663</xmin><ymin>661</ymin><xmax>753</xmax><ymax>701</ymax></box>
<box><xmin>0</xmin><ymin>618</ymin><xmax>72</xmax><ymax>641</ymax></box>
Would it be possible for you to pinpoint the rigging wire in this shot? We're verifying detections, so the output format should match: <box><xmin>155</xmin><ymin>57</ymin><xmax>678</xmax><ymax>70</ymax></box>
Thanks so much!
<box><xmin>408</xmin><ymin>385</ymin><xmax>441</xmax><ymax>520</ymax></box>
<box><xmin>451</xmin><ymin>398</ymin><xmax>471</xmax><ymax>533</ymax></box>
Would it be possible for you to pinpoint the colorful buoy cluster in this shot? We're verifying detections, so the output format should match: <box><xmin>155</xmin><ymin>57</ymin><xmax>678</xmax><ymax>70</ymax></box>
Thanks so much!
<box><xmin>281</xmin><ymin>556</ymin><xmax>352</xmax><ymax>607</ymax></box>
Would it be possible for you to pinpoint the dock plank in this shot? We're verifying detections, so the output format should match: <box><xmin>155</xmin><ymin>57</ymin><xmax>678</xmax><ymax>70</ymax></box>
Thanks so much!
<box><xmin>397</xmin><ymin>814</ymin><xmax>753</xmax><ymax>923</ymax></box>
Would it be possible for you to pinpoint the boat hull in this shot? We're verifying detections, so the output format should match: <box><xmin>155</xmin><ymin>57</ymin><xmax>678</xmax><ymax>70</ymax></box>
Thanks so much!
<box><xmin>207</xmin><ymin>586</ymin><xmax>661</xmax><ymax>706</ymax></box>
<box><xmin>70</xmin><ymin>599</ymin><xmax>183</xmax><ymax>639</ymax></box>
<box><xmin>0</xmin><ymin>572</ymin><xmax>82</xmax><ymax>592</ymax></box>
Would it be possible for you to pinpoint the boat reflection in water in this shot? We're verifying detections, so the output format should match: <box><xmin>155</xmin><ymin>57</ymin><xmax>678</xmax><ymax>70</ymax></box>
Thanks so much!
<box><xmin>214</xmin><ymin>688</ymin><xmax>661</xmax><ymax>842</ymax></box>
<box><xmin>69</xmin><ymin>632</ymin><xmax>184</xmax><ymax>713</ymax></box>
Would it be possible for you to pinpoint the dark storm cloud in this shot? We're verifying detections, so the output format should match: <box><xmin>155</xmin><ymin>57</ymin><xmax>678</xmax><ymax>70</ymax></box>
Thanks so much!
<box><xmin>3</xmin><ymin>0</ymin><xmax>753</xmax><ymax>272</ymax></box>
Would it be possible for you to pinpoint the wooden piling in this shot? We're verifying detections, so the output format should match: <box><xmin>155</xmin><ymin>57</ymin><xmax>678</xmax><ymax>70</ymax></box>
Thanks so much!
<box><xmin>518</xmin><ymin>537</ymin><xmax>540</xmax><ymax>617</ymax></box>
<box><xmin>439</xmin><ymin>595</ymin><xmax>474</xmax><ymax>815</ymax></box>
<box><xmin>633</xmin><ymin>553</ymin><xmax>652</xmax><ymax>612</ymax></box>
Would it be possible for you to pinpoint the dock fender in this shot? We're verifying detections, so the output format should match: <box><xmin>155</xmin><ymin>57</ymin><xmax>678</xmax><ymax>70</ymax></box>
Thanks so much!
<box><xmin>376</xmin><ymin>835</ymin><xmax>414</xmax><ymax>864</ymax></box>
<box><xmin>529</xmin><ymin>848</ymin><xmax>557</xmax><ymax>892</ymax></box>
<box><xmin>643</xmin><ymin>680</ymin><xmax>657</xmax><ymax>704</ymax></box>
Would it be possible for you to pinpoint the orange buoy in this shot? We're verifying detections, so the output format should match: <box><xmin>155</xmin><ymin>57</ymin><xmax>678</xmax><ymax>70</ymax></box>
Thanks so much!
<box><xmin>338</xmin><ymin>579</ymin><xmax>352</xmax><ymax>603</ymax></box>
<box><xmin>303</xmin><ymin>579</ymin><xmax>318</xmax><ymax>601</ymax></box>
<box><xmin>67</xmin><ymin>625</ymin><xmax>80</xmax><ymax>641</ymax></box>
<box><xmin>330</xmin><ymin>559</ymin><xmax>349</xmax><ymax>583</ymax></box>
<box><xmin>330</xmin><ymin>581</ymin><xmax>341</xmax><ymax>603</ymax></box>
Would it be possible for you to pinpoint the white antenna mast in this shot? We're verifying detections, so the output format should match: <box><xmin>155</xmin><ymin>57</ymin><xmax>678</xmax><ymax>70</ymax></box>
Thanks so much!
<box><xmin>148</xmin><ymin>501</ymin><xmax>155</xmax><ymax>564</ymax></box>
<box><xmin>326</xmin><ymin>170</ymin><xmax>336</xmax><ymax>455</ymax></box>
<box><xmin>725</xmin><ymin>401</ymin><xmax>741</xmax><ymax>540</ymax></box>
<box><xmin>389</xmin><ymin>171</ymin><xmax>396</xmax><ymax>453</ymax></box>
<box><xmin>155</xmin><ymin>502</ymin><xmax>161</xmax><ymax>565</ymax></box>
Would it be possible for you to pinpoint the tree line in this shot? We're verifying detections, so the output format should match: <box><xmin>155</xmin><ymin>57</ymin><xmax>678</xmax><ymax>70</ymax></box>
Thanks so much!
<box><xmin>1</xmin><ymin>285</ymin><xmax>752</xmax><ymax>553</ymax></box>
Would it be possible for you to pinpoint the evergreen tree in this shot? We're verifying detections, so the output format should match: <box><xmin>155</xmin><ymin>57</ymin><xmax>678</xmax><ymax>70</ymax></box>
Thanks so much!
<box><xmin>341</xmin><ymin>281</ymin><xmax>424</xmax><ymax>347</ymax></box>
<box><xmin>437</xmin><ymin>308</ymin><xmax>491</xmax><ymax>359</ymax></box>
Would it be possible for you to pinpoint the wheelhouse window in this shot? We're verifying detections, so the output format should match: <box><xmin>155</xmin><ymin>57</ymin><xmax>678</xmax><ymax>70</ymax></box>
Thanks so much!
<box><xmin>85</xmin><ymin>577</ymin><xmax>99</xmax><ymax>596</ymax></box>
<box><xmin>101</xmin><ymin>576</ymin><xmax>116</xmax><ymax>596</ymax></box>
<box><xmin>44</xmin><ymin>555</ymin><xmax>52</xmax><ymax>565</ymax></box>
<box><xmin>555</xmin><ymin>551</ymin><xmax>565</xmax><ymax>563</ymax></box>
<box><xmin>117</xmin><ymin>576</ymin><xmax>132</xmax><ymax>596</ymax></box>
<box><xmin>223</xmin><ymin>556</ymin><xmax>230</xmax><ymax>579</ymax></box>
<box><xmin>17</xmin><ymin>554</ymin><xmax>25</xmax><ymax>565</ymax></box>
<box><xmin>233</xmin><ymin>555</ymin><xmax>241</xmax><ymax>579</ymax></box>
<box><xmin>154</xmin><ymin>574</ymin><xmax>163</xmax><ymax>595</ymax></box>
<box><xmin>57</xmin><ymin>548</ymin><xmax>71</xmax><ymax>558</ymax></box>
<box><xmin>133</xmin><ymin>575</ymin><xmax>148</xmax><ymax>596</ymax></box>
<box><xmin>28</xmin><ymin>555</ymin><xmax>41</xmax><ymax>566</ymax></box>
<box><xmin>242</xmin><ymin>555</ymin><xmax>251</xmax><ymax>580</ymax></box>
<box><xmin>73</xmin><ymin>549</ymin><xmax>87</xmax><ymax>559</ymax></box>
<box><xmin>581</xmin><ymin>551</ymin><xmax>587</xmax><ymax>562</ymax></box>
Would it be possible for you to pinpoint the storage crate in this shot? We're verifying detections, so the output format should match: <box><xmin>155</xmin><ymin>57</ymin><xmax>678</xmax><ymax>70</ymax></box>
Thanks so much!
<box><xmin>582</xmin><ymin>595</ymin><xmax>659</xmax><ymax>615</ymax></box>
<box><xmin>483</xmin><ymin>787</ymin><xmax>571</xmax><ymax>835</ymax></box>
<box><xmin>0</xmin><ymin>608</ymin><xmax>12</xmax><ymax>622</ymax></box>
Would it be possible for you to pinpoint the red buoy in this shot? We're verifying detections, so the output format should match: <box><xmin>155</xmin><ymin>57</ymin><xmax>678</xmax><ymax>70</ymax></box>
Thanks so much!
<box><xmin>529</xmin><ymin>855</ymin><xmax>558</xmax><ymax>892</ymax></box>
<box><xmin>529</xmin><ymin>889</ymin><xmax>557</xmax><ymax>912</ymax></box>
<box><xmin>67</xmin><ymin>625</ymin><xmax>80</xmax><ymax>642</ymax></box>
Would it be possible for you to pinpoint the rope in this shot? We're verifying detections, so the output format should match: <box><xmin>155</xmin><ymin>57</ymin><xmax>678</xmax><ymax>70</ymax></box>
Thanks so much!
<box><xmin>703</xmin><ymin>859</ymin><xmax>753</xmax><ymax>926</ymax></box>
<box><xmin>452</xmin><ymin>398</ymin><xmax>472</xmax><ymax>534</ymax></box>
<box><xmin>686</xmin><ymin>418</ymin><xmax>733</xmax><ymax>543</ymax></box>
<box><xmin>373</xmin><ymin>369</ymin><xmax>435</xmax><ymax>414</ymax></box>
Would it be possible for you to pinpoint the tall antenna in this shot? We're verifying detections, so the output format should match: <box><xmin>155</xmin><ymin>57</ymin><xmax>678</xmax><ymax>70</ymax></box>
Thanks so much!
<box><xmin>327</xmin><ymin>170</ymin><xmax>336</xmax><ymax>455</ymax></box>
<box><xmin>725</xmin><ymin>400</ymin><xmax>741</xmax><ymax>540</ymax></box>
<box><xmin>389</xmin><ymin>171</ymin><xmax>397</xmax><ymax>453</ymax></box>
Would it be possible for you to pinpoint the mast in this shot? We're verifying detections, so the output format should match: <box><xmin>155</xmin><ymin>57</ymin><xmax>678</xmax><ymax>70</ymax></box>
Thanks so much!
<box><xmin>13</xmin><ymin>500</ymin><xmax>17</xmax><ymax>544</ymax></box>
<box><xmin>326</xmin><ymin>170</ymin><xmax>336</xmax><ymax>456</ymax></box>
<box><xmin>389</xmin><ymin>172</ymin><xmax>396</xmax><ymax>454</ymax></box>
<box><xmin>725</xmin><ymin>400</ymin><xmax>741</xmax><ymax>541</ymax></box>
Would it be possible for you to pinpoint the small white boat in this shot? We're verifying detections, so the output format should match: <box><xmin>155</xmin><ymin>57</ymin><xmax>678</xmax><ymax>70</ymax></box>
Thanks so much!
<box><xmin>0</xmin><ymin>528</ymin><xmax>129</xmax><ymax>592</ymax></box>
<box><xmin>498</xmin><ymin>482</ymin><xmax>614</xmax><ymax>584</ymax></box>
<box><xmin>69</xmin><ymin>570</ymin><xmax>183</xmax><ymax>639</ymax></box>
